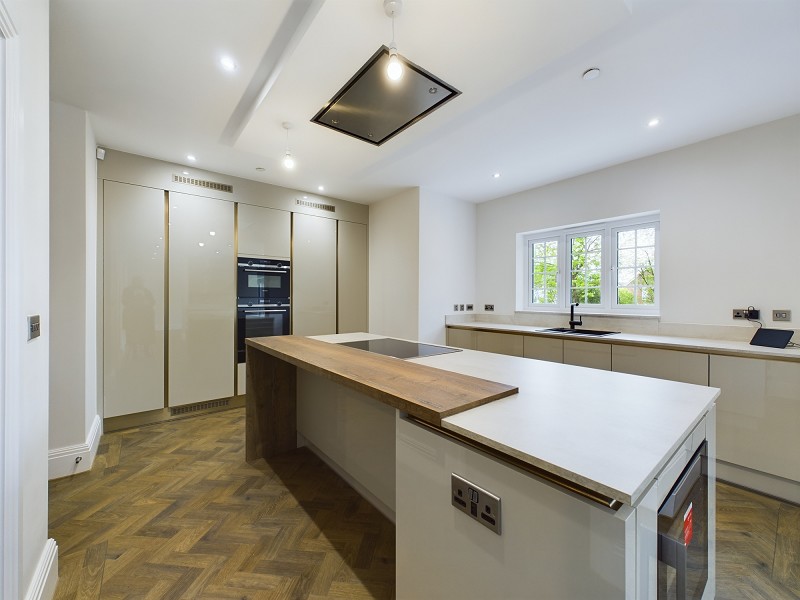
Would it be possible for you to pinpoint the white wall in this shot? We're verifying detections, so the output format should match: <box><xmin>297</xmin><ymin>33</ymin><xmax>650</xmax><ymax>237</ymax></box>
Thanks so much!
<box><xmin>368</xmin><ymin>189</ymin><xmax>420</xmax><ymax>339</ymax></box>
<box><xmin>49</xmin><ymin>101</ymin><xmax>100</xmax><ymax>478</ymax></box>
<box><xmin>418</xmin><ymin>190</ymin><xmax>476</xmax><ymax>344</ymax></box>
<box><xmin>2</xmin><ymin>0</ymin><xmax>57</xmax><ymax>598</ymax></box>
<box><xmin>476</xmin><ymin>114</ymin><xmax>800</xmax><ymax>327</ymax></box>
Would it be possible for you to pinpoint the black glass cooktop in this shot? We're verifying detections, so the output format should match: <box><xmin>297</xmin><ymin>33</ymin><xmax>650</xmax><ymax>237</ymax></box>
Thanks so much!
<box><xmin>337</xmin><ymin>337</ymin><xmax>461</xmax><ymax>360</ymax></box>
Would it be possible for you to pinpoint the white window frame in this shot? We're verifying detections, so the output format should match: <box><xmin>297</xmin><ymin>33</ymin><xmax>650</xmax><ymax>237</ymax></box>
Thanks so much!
<box><xmin>518</xmin><ymin>212</ymin><xmax>660</xmax><ymax>315</ymax></box>
<box><xmin>526</xmin><ymin>236</ymin><xmax>561</xmax><ymax>307</ymax></box>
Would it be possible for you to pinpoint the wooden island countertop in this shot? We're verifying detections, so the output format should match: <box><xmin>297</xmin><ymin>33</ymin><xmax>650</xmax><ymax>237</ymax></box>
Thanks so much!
<box><xmin>245</xmin><ymin>335</ymin><xmax>518</xmax><ymax>460</ymax></box>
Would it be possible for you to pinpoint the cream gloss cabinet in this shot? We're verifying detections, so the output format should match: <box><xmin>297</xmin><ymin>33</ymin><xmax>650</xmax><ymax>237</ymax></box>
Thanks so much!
<box><xmin>709</xmin><ymin>355</ymin><xmax>800</xmax><ymax>486</ymax></box>
<box><xmin>523</xmin><ymin>335</ymin><xmax>564</xmax><ymax>363</ymax></box>
<box><xmin>446</xmin><ymin>328</ymin><xmax>476</xmax><ymax>350</ymax></box>
<box><xmin>563</xmin><ymin>339</ymin><xmax>611</xmax><ymax>370</ymax></box>
<box><xmin>103</xmin><ymin>181</ymin><xmax>166</xmax><ymax>418</ymax></box>
<box><xmin>612</xmin><ymin>345</ymin><xmax>709</xmax><ymax>385</ymax></box>
<box><xmin>337</xmin><ymin>221</ymin><xmax>368</xmax><ymax>333</ymax></box>
<box><xmin>475</xmin><ymin>331</ymin><xmax>524</xmax><ymax>356</ymax></box>
<box><xmin>236</xmin><ymin>203</ymin><xmax>290</xmax><ymax>259</ymax></box>
<box><xmin>168</xmin><ymin>192</ymin><xmax>235</xmax><ymax>406</ymax></box>
<box><xmin>292</xmin><ymin>213</ymin><xmax>337</xmax><ymax>336</ymax></box>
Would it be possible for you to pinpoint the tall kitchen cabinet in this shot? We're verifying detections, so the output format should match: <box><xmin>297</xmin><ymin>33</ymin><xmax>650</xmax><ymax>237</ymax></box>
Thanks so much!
<box><xmin>103</xmin><ymin>181</ymin><xmax>166</xmax><ymax>418</ymax></box>
<box><xmin>168</xmin><ymin>192</ymin><xmax>235</xmax><ymax>406</ymax></box>
<box><xmin>292</xmin><ymin>213</ymin><xmax>337</xmax><ymax>336</ymax></box>
<box><xmin>237</xmin><ymin>203</ymin><xmax>291</xmax><ymax>258</ymax></box>
<box><xmin>337</xmin><ymin>221</ymin><xmax>368</xmax><ymax>333</ymax></box>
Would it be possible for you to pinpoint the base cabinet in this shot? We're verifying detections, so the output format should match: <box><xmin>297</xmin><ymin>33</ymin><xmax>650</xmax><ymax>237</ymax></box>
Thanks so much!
<box><xmin>709</xmin><ymin>355</ymin><xmax>800</xmax><ymax>484</ymax></box>
<box><xmin>447</xmin><ymin>328</ymin><xmax>476</xmax><ymax>350</ymax></box>
<box><xmin>564</xmin><ymin>340</ymin><xmax>611</xmax><ymax>370</ymax></box>
<box><xmin>523</xmin><ymin>335</ymin><xmax>563</xmax><ymax>362</ymax></box>
<box><xmin>613</xmin><ymin>345</ymin><xmax>709</xmax><ymax>385</ymax></box>
<box><xmin>475</xmin><ymin>331</ymin><xmax>523</xmax><ymax>357</ymax></box>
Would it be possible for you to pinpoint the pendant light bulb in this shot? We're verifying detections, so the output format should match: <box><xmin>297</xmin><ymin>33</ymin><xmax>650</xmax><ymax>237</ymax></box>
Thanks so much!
<box><xmin>387</xmin><ymin>45</ymin><xmax>403</xmax><ymax>81</ymax></box>
<box><xmin>281</xmin><ymin>122</ymin><xmax>295</xmax><ymax>170</ymax></box>
<box><xmin>384</xmin><ymin>0</ymin><xmax>404</xmax><ymax>81</ymax></box>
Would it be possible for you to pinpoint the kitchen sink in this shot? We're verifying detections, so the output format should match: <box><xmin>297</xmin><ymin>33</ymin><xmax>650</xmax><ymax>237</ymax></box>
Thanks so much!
<box><xmin>538</xmin><ymin>327</ymin><xmax>618</xmax><ymax>337</ymax></box>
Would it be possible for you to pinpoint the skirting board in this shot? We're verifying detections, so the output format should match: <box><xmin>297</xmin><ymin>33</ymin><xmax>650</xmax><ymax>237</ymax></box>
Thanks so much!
<box><xmin>48</xmin><ymin>414</ymin><xmax>101</xmax><ymax>480</ymax></box>
<box><xmin>297</xmin><ymin>433</ymin><xmax>396</xmax><ymax>524</ymax></box>
<box><xmin>23</xmin><ymin>538</ymin><xmax>58</xmax><ymax>600</ymax></box>
<box><xmin>717</xmin><ymin>459</ymin><xmax>800</xmax><ymax>505</ymax></box>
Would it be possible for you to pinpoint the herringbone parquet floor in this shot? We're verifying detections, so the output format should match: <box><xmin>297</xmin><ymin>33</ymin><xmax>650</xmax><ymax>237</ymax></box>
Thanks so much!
<box><xmin>49</xmin><ymin>409</ymin><xmax>395</xmax><ymax>599</ymax></box>
<box><xmin>49</xmin><ymin>408</ymin><xmax>799</xmax><ymax>599</ymax></box>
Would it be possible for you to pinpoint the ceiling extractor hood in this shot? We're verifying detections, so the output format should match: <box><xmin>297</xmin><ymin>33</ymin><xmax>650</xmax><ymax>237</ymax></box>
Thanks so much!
<box><xmin>311</xmin><ymin>45</ymin><xmax>460</xmax><ymax>146</ymax></box>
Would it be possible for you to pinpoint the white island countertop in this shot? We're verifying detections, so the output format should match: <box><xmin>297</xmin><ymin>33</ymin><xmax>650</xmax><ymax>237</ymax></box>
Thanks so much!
<box><xmin>313</xmin><ymin>333</ymin><xmax>719</xmax><ymax>507</ymax></box>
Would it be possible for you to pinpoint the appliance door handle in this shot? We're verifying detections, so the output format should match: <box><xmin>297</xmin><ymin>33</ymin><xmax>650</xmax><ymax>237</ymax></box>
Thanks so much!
<box><xmin>242</xmin><ymin>309</ymin><xmax>289</xmax><ymax>313</ymax></box>
<box><xmin>243</xmin><ymin>269</ymin><xmax>287</xmax><ymax>274</ymax></box>
<box><xmin>660</xmin><ymin>445</ymin><xmax>704</xmax><ymax>518</ymax></box>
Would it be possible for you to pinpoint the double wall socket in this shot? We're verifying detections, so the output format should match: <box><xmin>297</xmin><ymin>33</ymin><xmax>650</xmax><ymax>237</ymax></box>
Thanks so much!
<box><xmin>451</xmin><ymin>473</ymin><xmax>501</xmax><ymax>535</ymax></box>
<box><xmin>732</xmin><ymin>308</ymin><xmax>759</xmax><ymax>320</ymax></box>
<box><xmin>773</xmin><ymin>310</ymin><xmax>792</xmax><ymax>322</ymax></box>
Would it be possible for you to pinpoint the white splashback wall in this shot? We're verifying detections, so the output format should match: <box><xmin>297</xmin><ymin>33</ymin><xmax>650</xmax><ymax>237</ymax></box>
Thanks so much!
<box><xmin>476</xmin><ymin>114</ymin><xmax>800</xmax><ymax>327</ymax></box>
<box><xmin>419</xmin><ymin>190</ymin><xmax>476</xmax><ymax>345</ymax></box>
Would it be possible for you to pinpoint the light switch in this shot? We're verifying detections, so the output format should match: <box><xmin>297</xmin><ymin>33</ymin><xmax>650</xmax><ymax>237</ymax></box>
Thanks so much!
<box><xmin>27</xmin><ymin>315</ymin><xmax>41</xmax><ymax>341</ymax></box>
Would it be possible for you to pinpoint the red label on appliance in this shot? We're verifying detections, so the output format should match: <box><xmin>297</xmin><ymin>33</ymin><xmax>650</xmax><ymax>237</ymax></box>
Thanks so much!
<box><xmin>683</xmin><ymin>502</ymin><xmax>694</xmax><ymax>546</ymax></box>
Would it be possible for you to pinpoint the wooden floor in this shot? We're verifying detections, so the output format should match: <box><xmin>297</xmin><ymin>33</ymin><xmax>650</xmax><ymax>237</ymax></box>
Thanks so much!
<box><xmin>49</xmin><ymin>408</ymin><xmax>799</xmax><ymax>599</ymax></box>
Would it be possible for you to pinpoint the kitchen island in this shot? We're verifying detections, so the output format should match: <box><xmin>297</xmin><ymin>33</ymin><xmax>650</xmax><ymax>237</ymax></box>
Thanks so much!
<box><xmin>246</xmin><ymin>333</ymin><xmax>719</xmax><ymax>600</ymax></box>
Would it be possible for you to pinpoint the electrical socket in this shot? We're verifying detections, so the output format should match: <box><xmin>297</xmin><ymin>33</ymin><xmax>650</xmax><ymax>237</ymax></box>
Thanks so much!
<box><xmin>466</xmin><ymin>304</ymin><xmax>474</xmax><ymax>311</ymax></box>
<box><xmin>484</xmin><ymin>304</ymin><xmax>495</xmax><ymax>311</ymax></box>
<box><xmin>453</xmin><ymin>304</ymin><xmax>459</xmax><ymax>312</ymax></box>
<box><xmin>732</xmin><ymin>309</ymin><xmax>747</xmax><ymax>319</ymax></box>
<box><xmin>773</xmin><ymin>309</ymin><xmax>792</xmax><ymax>322</ymax></box>
<box><xmin>732</xmin><ymin>308</ymin><xmax>760</xmax><ymax>320</ymax></box>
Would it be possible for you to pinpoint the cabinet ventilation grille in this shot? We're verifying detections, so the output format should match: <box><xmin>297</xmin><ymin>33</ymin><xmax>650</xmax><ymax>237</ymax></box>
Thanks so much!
<box><xmin>173</xmin><ymin>174</ymin><xmax>233</xmax><ymax>193</ymax></box>
<box><xmin>296</xmin><ymin>198</ymin><xmax>335</xmax><ymax>212</ymax></box>
<box><xmin>170</xmin><ymin>399</ymin><xmax>230</xmax><ymax>416</ymax></box>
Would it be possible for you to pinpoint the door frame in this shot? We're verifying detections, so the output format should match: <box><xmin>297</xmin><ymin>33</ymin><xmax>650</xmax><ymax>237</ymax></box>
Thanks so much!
<box><xmin>0</xmin><ymin>3</ymin><xmax>22</xmax><ymax>597</ymax></box>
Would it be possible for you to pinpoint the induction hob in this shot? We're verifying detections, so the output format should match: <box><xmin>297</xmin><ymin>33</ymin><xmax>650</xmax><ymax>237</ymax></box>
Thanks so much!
<box><xmin>336</xmin><ymin>337</ymin><xmax>461</xmax><ymax>360</ymax></box>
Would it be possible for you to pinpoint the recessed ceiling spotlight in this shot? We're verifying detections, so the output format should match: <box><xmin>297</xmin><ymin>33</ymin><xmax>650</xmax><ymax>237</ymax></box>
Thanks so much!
<box><xmin>493</xmin><ymin>172</ymin><xmax>501</xmax><ymax>179</ymax></box>
<box><xmin>648</xmin><ymin>118</ymin><xmax>661</xmax><ymax>127</ymax></box>
<box><xmin>219</xmin><ymin>56</ymin><xmax>237</xmax><ymax>72</ymax></box>
<box><xmin>186</xmin><ymin>155</ymin><xmax>196</xmax><ymax>162</ymax></box>
<box><xmin>198</xmin><ymin>242</ymin><xmax>205</xmax><ymax>247</ymax></box>
<box><xmin>318</xmin><ymin>185</ymin><xmax>325</xmax><ymax>192</ymax></box>
<box><xmin>182</xmin><ymin>170</ymin><xmax>189</xmax><ymax>175</ymax></box>
<box><xmin>582</xmin><ymin>68</ymin><xmax>601</xmax><ymax>81</ymax></box>
<box><xmin>209</xmin><ymin>231</ymin><xmax>216</xmax><ymax>236</ymax></box>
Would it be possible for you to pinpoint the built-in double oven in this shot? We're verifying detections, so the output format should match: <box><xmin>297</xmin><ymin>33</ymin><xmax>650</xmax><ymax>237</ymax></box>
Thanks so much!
<box><xmin>237</xmin><ymin>257</ymin><xmax>290</xmax><ymax>363</ymax></box>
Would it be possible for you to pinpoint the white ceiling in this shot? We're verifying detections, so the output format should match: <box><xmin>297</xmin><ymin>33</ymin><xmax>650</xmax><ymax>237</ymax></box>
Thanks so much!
<box><xmin>50</xmin><ymin>0</ymin><xmax>800</xmax><ymax>205</ymax></box>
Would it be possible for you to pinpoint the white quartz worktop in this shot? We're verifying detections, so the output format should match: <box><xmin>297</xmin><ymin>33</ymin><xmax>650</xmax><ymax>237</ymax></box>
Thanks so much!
<box><xmin>313</xmin><ymin>333</ymin><xmax>719</xmax><ymax>507</ymax></box>
<box><xmin>448</xmin><ymin>320</ymin><xmax>800</xmax><ymax>362</ymax></box>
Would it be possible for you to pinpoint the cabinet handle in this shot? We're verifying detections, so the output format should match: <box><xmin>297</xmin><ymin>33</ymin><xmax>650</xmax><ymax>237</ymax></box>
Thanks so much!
<box><xmin>243</xmin><ymin>269</ymin><xmax>288</xmax><ymax>274</ymax></box>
